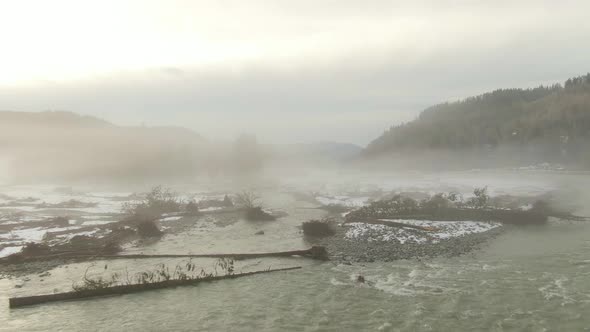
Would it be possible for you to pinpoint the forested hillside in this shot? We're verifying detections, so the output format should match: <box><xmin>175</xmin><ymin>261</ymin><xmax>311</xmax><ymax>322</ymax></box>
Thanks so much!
<box><xmin>365</xmin><ymin>74</ymin><xmax>590</xmax><ymax>166</ymax></box>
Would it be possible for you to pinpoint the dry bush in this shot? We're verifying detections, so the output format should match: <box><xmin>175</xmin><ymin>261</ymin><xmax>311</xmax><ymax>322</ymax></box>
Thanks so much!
<box><xmin>234</xmin><ymin>191</ymin><xmax>260</xmax><ymax>208</ymax></box>
<box><xmin>466</xmin><ymin>186</ymin><xmax>490</xmax><ymax>209</ymax></box>
<box><xmin>136</xmin><ymin>219</ymin><xmax>163</xmax><ymax>238</ymax></box>
<box><xmin>122</xmin><ymin>185</ymin><xmax>184</xmax><ymax>218</ymax></box>
<box><xmin>185</xmin><ymin>201</ymin><xmax>200</xmax><ymax>215</ymax></box>
<box><xmin>302</xmin><ymin>218</ymin><xmax>336</xmax><ymax>237</ymax></box>
<box><xmin>245</xmin><ymin>207</ymin><xmax>276</xmax><ymax>221</ymax></box>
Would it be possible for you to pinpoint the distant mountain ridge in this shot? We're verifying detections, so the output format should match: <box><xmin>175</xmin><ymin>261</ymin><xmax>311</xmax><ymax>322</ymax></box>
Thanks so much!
<box><xmin>0</xmin><ymin>111</ymin><xmax>203</xmax><ymax>139</ymax></box>
<box><xmin>0</xmin><ymin>110</ymin><xmax>111</xmax><ymax>127</ymax></box>
<box><xmin>0</xmin><ymin>111</ymin><xmax>205</xmax><ymax>182</ymax></box>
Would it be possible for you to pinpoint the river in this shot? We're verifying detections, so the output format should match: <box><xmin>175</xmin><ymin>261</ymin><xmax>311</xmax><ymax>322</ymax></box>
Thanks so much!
<box><xmin>1</xmin><ymin>170</ymin><xmax>589</xmax><ymax>331</ymax></box>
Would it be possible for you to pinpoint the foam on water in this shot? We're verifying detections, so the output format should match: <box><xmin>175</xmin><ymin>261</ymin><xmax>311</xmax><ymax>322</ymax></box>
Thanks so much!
<box><xmin>539</xmin><ymin>276</ymin><xmax>576</xmax><ymax>306</ymax></box>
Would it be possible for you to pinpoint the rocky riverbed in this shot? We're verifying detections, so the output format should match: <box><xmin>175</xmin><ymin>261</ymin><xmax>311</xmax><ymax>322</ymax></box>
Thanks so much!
<box><xmin>0</xmin><ymin>179</ymin><xmax>570</xmax><ymax>280</ymax></box>
<box><xmin>313</xmin><ymin>220</ymin><xmax>505</xmax><ymax>263</ymax></box>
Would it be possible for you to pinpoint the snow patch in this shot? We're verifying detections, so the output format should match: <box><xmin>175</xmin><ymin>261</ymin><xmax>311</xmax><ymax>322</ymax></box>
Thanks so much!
<box><xmin>56</xmin><ymin>229</ymin><xmax>101</xmax><ymax>241</ymax></box>
<box><xmin>0</xmin><ymin>227</ymin><xmax>47</xmax><ymax>242</ymax></box>
<box><xmin>199</xmin><ymin>207</ymin><xmax>224</xmax><ymax>212</ymax></box>
<box><xmin>160</xmin><ymin>216</ymin><xmax>183</xmax><ymax>222</ymax></box>
<box><xmin>0</xmin><ymin>245</ymin><xmax>23</xmax><ymax>258</ymax></box>
<box><xmin>316</xmin><ymin>195</ymin><xmax>370</xmax><ymax>207</ymax></box>
<box><xmin>345</xmin><ymin>219</ymin><xmax>501</xmax><ymax>244</ymax></box>
<box><xmin>81</xmin><ymin>220</ymin><xmax>118</xmax><ymax>226</ymax></box>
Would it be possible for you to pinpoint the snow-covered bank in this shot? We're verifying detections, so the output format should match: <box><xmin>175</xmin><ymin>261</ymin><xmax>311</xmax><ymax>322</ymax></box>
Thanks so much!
<box><xmin>345</xmin><ymin>220</ymin><xmax>501</xmax><ymax>244</ymax></box>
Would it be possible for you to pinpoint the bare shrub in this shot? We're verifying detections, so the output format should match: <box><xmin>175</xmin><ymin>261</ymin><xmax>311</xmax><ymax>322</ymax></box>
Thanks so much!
<box><xmin>65</xmin><ymin>235</ymin><xmax>123</xmax><ymax>254</ymax></box>
<box><xmin>72</xmin><ymin>258</ymin><xmax>236</xmax><ymax>292</ymax></box>
<box><xmin>234</xmin><ymin>191</ymin><xmax>260</xmax><ymax>208</ymax></box>
<box><xmin>122</xmin><ymin>185</ymin><xmax>183</xmax><ymax>218</ymax></box>
<box><xmin>245</xmin><ymin>207</ymin><xmax>276</xmax><ymax>221</ymax></box>
<box><xmin>234</xmin><ymin>191</ymin><xmax>276</xmax><ymax>221</ymax></box>
<box><xmin>136</xmin><ymin>219</ymin><xmax>163</xmax><ymax>238</ymax></box>
<box><xmin>466</xmin><ymin>186</ymin><xmax>490</xmax><ymax>209</ymax></box>
<box><xmin>73</xmin><ymin>265</ymin><xmax>118</xmax><ymax>291</ymax></box>
<box><xmin>420</xmin><ymin>193</ymin><xmax>452</xmax><ymax>212</ymax></box>
<box><xmin>302</xmin><ymin>218</ymin><xmax>336</xmax><ymax>237</ymax></box>
<box><xmin>185</xmin><ymin>201</ymin><xmax>200</xmax><ymax>215</ymax></box>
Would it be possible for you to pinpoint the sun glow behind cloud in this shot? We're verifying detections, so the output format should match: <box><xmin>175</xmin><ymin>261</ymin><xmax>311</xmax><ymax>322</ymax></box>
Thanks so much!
<box><xmin>1</xmin><ymin>0</ymin><xmax>559</xmax><ymax>85</ymax></box>
<box><xmin>0</xmin><ymin>1</ymin><xmax>270</xmax><ymax>84</ymax></box>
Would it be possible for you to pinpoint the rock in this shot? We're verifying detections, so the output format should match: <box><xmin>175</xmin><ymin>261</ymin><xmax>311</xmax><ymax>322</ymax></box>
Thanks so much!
<box><xmin>254</xmin><ymin>230</ymin><xmax>265</xmax><ymax>235</ymax></box>
<box><xmin>38</xmin><ymin>271</ymin><xmax>51</xmax><ymax>278</ymax></box>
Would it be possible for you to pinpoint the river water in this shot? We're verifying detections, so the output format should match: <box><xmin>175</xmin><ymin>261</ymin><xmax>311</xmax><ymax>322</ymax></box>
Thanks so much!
<box><xmin>1</xmin><ymin>170</ymin><xmax>589</xmax><ymax>331</ymax></box>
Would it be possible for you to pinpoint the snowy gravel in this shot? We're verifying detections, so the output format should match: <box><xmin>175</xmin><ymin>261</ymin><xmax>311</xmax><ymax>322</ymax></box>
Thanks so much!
<box><xmin>345</xmin><ymin>220</ymin><xmax>501</xmax><ymax>244</ymax></box>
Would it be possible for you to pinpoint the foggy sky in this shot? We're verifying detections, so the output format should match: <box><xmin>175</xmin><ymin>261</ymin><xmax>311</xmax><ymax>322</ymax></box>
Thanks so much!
<box><xmin>1</xmin><ymin>0</ymin><xmax>589</xmax><ymax>145</ymax></box>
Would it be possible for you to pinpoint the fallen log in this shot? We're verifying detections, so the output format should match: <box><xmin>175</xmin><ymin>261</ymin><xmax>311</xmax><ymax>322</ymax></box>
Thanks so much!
<box><xmin>547</xmin><ymin>213</ymin><xmax>590</xmax><ymax>222</ymax></box>
<box><xmin>9</xmin><ymin>266</ymin><xmax>302</xmax><ymax>308</ymax></box>
<box><xmin>347</xmin><ymin>208</ymin><xmax>549</xmax><ymax>225</ymax></box>
<box><xmin>1</xmin><ymin>246</ymin><xmax>329</xmax><ymax>264</ymax></box>
<box><xmin>198</xmin><ymin>207</ymin><xmax>245</xmax><ymax>214</ymax></box>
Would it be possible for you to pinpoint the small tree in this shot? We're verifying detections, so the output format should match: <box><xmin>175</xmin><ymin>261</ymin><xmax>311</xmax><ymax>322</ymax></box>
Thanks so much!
<box><xmin>122</xmin><ymin>185</ymin><xmax>183</xmax><ymax>217</ymax></box>
<box><xmin>446</xmin><ymin>192</ymin><xmax>462</xmax><ymax>202</ymax></box>
<box><xmin>234</xmin><ymin>191</ymin><xmax>277</xmax><ymax>221</ymax></box>
<box><xmin>467</xmin><ymin>186</ymin><xmax>489</xmax><ymax>209</ymax></box>
<box><xmin>245</xmin><ymin>207</ymin><xmax>276</xmax><ymax>221</ymax></box>
<box><xmin>234</xmin><ymin>191</ymin><xmax>260</xmax><ymax>208</ymax></box>
<box><xmin>420</xmin><ymin>193</ymin><xmax>451</xmax><ymax>211</ymax></box>
<box><xmin>222</xmin><ymin>195</ymin><xmax>233</xmax><ymax>207</ymax></box>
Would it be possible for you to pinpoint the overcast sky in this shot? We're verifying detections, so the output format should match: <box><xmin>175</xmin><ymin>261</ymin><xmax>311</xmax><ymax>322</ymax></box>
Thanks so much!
<box><xmin>1</xmin><ymin>0</ymin><xmax>589</xmax><ymax>145</ymax></box>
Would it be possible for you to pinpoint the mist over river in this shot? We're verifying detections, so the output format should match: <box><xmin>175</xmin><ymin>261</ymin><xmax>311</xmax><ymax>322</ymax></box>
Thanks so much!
<box><xmin>1</xmin><ymin>169</ymin><xmax>590</xmax><ymax>331</ymax></box>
